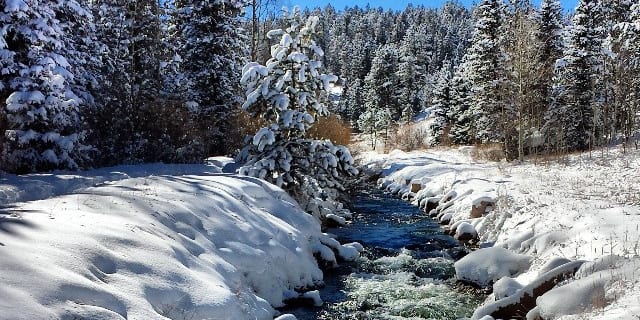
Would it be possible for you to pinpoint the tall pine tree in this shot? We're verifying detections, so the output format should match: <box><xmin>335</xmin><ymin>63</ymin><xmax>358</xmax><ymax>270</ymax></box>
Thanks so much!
<box><xmin>172</xmin><ymin>0</ymin><xmax>246</xmax><ymax>156</ymax></box>
<box><xmin>1</xmin><ymin>0</ymin><xmax>92</xmax><ymax>173</ymax></box>
<box><xmin>545</xmin><ymin>0</ymin><xmax>601</xmax><ymax>151</ymax></box>
<box><xmin>463</xmin><ymin>0</ymin><xmax>512</xmax><ymax>144</ymax></box>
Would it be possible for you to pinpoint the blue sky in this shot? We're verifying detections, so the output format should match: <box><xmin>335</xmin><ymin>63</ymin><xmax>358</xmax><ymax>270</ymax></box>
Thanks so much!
<box><xmin>286</xmin><ymin>0</ymin><xmax>579</xmax><ymax>12</ymax></box>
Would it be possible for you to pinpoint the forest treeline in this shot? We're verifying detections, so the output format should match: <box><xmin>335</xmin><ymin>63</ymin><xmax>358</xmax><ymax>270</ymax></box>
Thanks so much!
<box><xmin>1</xmin><ymin>0</ymin><xmax>639</xmax><ymax>175</ymax></box>
<box><xmin>307</xmin><ymin>0</ymin><xmax>640</xmax><ymax>160</ymax></box>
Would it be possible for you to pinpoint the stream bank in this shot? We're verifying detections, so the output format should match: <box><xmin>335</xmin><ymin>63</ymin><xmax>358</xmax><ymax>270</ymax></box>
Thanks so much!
<box><xmin>358</xmin><ymin>148</ymin><xmax>640</xmax><ymax>320</ymax></box>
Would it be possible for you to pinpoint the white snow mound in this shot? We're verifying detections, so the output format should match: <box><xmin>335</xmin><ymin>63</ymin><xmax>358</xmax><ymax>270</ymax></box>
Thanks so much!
<box><xmin>454</xmin><ymin>246</ymin><xmax>532</xmax><ymax>288</ymax></box>
<box><xmin>0</xmin><ymin>172</ymin><xmax>346</xmax><ymax>319</ymax></box>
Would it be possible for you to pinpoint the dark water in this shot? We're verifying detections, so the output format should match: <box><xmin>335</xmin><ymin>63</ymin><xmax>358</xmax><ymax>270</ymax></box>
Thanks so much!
<box><xmin>282</xmin><ymin>190</ymin><xmax>482</xmax><ymax>319</ymax></box>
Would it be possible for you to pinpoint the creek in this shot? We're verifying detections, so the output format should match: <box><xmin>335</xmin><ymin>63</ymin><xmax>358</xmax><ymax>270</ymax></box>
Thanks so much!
<box><xmin>283</xmin><ymin>189</ymin><xmax>483</xmax><ymax>319</ymax></box>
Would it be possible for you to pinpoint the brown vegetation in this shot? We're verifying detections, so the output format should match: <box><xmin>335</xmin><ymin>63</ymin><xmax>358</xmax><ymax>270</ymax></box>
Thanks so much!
<box><xmin>470</xmin><ymin>143</ymin><xmax>506</xmax><ymax>162</ymax></box>
<box><xmin>386</xmin><ymin>122</ymin><xmax>430</xmax><ymax>152</ymax></box>
<box><xmin>307</xmin><ymin>114</ymin><xmax>353</xmax><ymax>146</ymax></box>
<box><xmin>226</xmin><ymin>109</ymin><xmax>269</xmax><ymax>153</ymax></box>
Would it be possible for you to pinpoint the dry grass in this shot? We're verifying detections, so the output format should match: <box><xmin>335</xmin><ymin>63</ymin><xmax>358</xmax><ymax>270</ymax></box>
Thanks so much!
<box><xmin>386</xmin><ymin>122</ymin><xmax>430</xmax><ymax>152</ymax></box>
<box><xmin>470</xmin><ymin>143</ymin><xmax>506</xmax><ymax>162</ymax></box>
<box><xmin>226</xmin><ymin>110</ymin><xmax>269</xmax><ymax>152</ymax></box>
<box><xmin>307</xmin><ymin>114</ymin><xmax>353</xmax><ymax>146</ymax></box>
<box><xmin>227</xmin><ymin>113</ymin><xmax>353</xmax><ymax>152</ymax></box>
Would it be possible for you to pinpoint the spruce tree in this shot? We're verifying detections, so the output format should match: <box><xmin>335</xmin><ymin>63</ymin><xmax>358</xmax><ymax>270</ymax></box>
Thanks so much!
<box><xmin>428</xmin><ymin>61</ymin><xmax>453</xmax><ymax>146</ymax></box>
<box><xmin>1</xmin><ymin>0</ymin><xmax>92</xmax><ymax>173</ymax></box>
<box><xmin>545</xmin><ymin>0</ymin><xmax>601</xmax><ymax>151</ymax></box>
<box><xmin>447</xmin><ymin>62</ymin><xmax>474</xmax><ymax>145</ymax></box>
<box><xmin>536</xmin><ymin>0</ymin><xmax>564</xmax><ymax>131</ymax></box>
<box><xmin>172</xmin><ymin>0</ymin><xmax>246</xmax><ymax>156</ymax></box>
<box><xmin>237</xmin><ymin>7</ymin><xmax>357</xmax><ymax>220</ymax></box>
<box><xmin>362</xmin><ymin>44</ymin><xmax>399</xmax><ymax>123</ymax></box>
<box><xmin>464</xmin><ymin>0</ymin><xmax>511</xmax><ymax>144</ymax></box>
<box><xmin>89</xmin><ymin>0</ymin><xmax>165</xmax><ymax>164</ymax></box>
<box><xmin>396</xmin><ymin>33</ymin><xmax>422</xmax><ymax>123</ymax></box>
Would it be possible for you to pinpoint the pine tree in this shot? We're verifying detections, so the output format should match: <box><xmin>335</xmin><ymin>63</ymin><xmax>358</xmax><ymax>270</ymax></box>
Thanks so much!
<box><xmin>428</xmin><ymin>61</ymin><xmax>453</xmax><ymax>146</ymax></box>
<box><xmin>340</xmin><ymin>78</ymin><xmax>364</xmax><ymax>124</ymax></box>
<box><xmin>89</xmin><ymin>0</ymin><xmax>167</xmax><ymax>164</ymax></box>
<box><xmin>1</xmin><ymin>0</ymin><xmax>92</xmax><ymax>173</ymax></box>
<box><xmin>362</xmin><ymin>44</ymin><xmax>399</xmax><ymax>123</ymax></box>
<box><xmin>608</xmin><ymin>2</ymin><xmax>640</xmax><ymax>145</ymax></box>
<box><xmin>396</xmin><ymin>33</ymin><xmax>422</xmax><ymax>123</ymax></box>
<box><xmin>536</xmin><ymin>0</ymin><xmax>564</xmax><ymax>132</ymax></box>
<box><xmin>172</xmin><ymin>0</ymin><xmax>246</xmax><ymax>156</ymax></box>
<box><xmin>545</xmin><ymin>0</ymin><xmax>602</xmax><ymax>151</ymax></box>
<box><xmin>464</xmin><ymin>0</ymin><xmax>511</xmax><ymax>144</ymax></box>
<box><xmin>237</xmin><ymin>7</ymin><xmax>357</xmax><ymax>220</ymax></box>
<box><xmin>447</xmin><ymin>62</ymin><xmax>473</xmax><ymax>144</ymax></box>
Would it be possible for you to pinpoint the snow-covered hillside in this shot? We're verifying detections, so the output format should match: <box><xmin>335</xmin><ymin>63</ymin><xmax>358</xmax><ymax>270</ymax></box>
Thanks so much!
<box><xmin>361</xmin><ymin>147</ymin><xmax>640</xmax><ymax>319</ymax></box>
<box><xmin>0</xmin><ymin>164</ymin><xmax>360</xmax><ymax>319</ymax></box>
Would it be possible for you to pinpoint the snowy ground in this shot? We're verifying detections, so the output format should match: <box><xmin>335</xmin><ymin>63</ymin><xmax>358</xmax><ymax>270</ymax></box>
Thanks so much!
<box><xmin>0</xmin><ymin>161</ymin><xmax>360</xmax><ymax>319</ymax></box>
<box><xmin>360</xmin><ymin>146</ymin><xmax>640</xmax><ymax>320</ymax></box>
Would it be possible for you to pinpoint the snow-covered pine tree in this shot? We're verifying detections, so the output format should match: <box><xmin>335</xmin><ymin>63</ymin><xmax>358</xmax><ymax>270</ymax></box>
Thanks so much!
<box><xmin>89</xmin><ymin>0</ymin><xmax>171</xmax><ymax>164</ymax></box>
<box><xmin>608</xmin><ymin>2</ymin><xmax>640</xmax><ymax>145</ymax></box>
<box><xmin>428</xmin><ymin>61</ymin><xmax>453</xmax><ymax>146</ymax></box>
<box><xmin>362</xmin><ymin>44</ymin><xmax>399</xmax><ymax>122</ymax></box>
<box><xmin>447</xmin><ymin>62</ymin><xmax>474</xmax><ymax>145</ymax></box>
<box><xmin>1</xmin><ymin>0</ymin><xmax>92</xmax><ymax>173</ymax></box>
<box><xmin>464</xmin><ymin>0</ymin><xmax>512</xmax><ymax>144</ymax></box>
<box><xmin>535</xmin><ymin>0</ymin><xmax>564</xmax><ymax>134</ymax></box>
<box><xmin>56</xmin><ymin>1</ymin><xmax>101</xmax><ymax>113</ymax></box>
<box><xmin>357</xmin><ymin>106</ymin><xmax>391</xmax><ymax>150</ymax></box>
<box><xmin>340</xmin><ymin>78</ymin><xmax>364</xmax><ymax>125</ymax></box>
<box><xmin>544</xmin><ymin>0</ymin><xmax>601</xmax><ymax>151</ymax></box>
<box><xmin>238</xmin><ymin>7</ymin><xmax>358</xmax><ymax>221</ymax></box>
<box><xmin>396</xmin><ymin>32</ymin><xmax>422</xmax><ymax>123</ymax></box>
<box><xmin>90</xmin><ymin>0</ymin><xmax>151</xmax><ymax>164</ymax></box>
<box><xmin>172</xmin><ymin>0</ymin><xmax>246</xmax><ymax>156</ymax></box>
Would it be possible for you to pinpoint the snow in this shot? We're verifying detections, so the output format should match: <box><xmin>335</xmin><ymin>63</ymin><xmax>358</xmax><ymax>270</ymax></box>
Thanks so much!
<box><xmin>0</xmin><ymin>163</ymin><xmax>360</xmax><ymax>319</ymax></box>
<box><xmin>5</xmin><ymin>0</ymin><xmax>28</xmax><ymax>12</ymax></box>
<box><xmin>455</xmin><ymin>221</ymin><xmax>478</xmax><ymax>240</ymax></box>
<box><xmin>454</xmin><ymin>247</ymin><xmax>532</xmax><ymax>287</ymax></box>
<box><xmin>302</xmin><ymin>290</ymin><xmax>323</xmax><ymax>307</ymax></box>
<box><xmin>359</xmin><ymin>146</ymin><xmax>640</xmax><ymax>319</ymax></box>
<box><xmin>252</xmin><ymin>127</ymin><xmax>276</xmax><ymax>151</ymax></box>
<box><xmin>492</xmin><ymin>277</ymin><xmax>523</xmax><ymax>300</ymax></box>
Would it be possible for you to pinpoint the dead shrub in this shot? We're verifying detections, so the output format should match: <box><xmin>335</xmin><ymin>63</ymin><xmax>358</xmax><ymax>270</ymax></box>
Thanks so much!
<box><xmin>307</xmin><ymin>114</ymin><xmax>353</xmax><ymax>146</ymax></box>
<box><xmin>386</xmin><ymin>122</ymin><xmax>430</xmax><ymax>151</ymax></box>
<box><xmin>227</xmin><ymin>113</ymin><xmax>353</xmax><ymax>153</ymax></box>
<box><xmin>439</xmin><ymin>124</ymin><xmax>453</xmax><ymax>147</ymax></box>
<box><xmin>226</xmin><ymin>110</ymin><xmax>269</xmax><ymax>153</ymax></box>
<box><xmin>470</xmin><ymin>143</ymin><xmax>506</xmax><ymax>162</ymax></box>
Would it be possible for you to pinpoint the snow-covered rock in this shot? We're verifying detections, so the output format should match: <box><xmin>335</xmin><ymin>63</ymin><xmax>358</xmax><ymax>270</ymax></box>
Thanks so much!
<box><xmin>471</xmin><ymin>260</ymin><xmax>584</xmax><ymax>320</ymax></box>
<box><xmin>493</xmin><ymin>277</ymin><xmax>523</xmax><ymax>300</ymax></box>
<box><xmin>455</xmin><ymin>246</ymin><xmax>532</xmax><ymax>288</ymax></box>
<box><xmin>454</xmin><ymin>221</ymin><xmax>478</xmax><ymax>241</ymax></box>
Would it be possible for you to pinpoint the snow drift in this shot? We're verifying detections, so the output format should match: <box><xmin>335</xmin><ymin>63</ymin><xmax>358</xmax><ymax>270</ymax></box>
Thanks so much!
<box><xmin>0</xmin><ymin>168</ymin><xmax>360</xmax><ymax>319</ymax></box>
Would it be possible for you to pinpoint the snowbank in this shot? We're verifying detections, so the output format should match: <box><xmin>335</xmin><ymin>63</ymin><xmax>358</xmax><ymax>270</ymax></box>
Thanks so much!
<box><xmin>359</xmin><ymin>146</ymin><xmax>640</xmax><ymax>319</ymax></box>
<box><xmin>454</xmin><ymin>247</ymin><xmax>531</xmax><ymax>288</ymax></box>
<box><xmin>0</xmin><ymin>166</ymin><xmax>361</xmax><ymax>319</ymax></box>
<box><xmin>0</xmin><ymin>163</ymin><xmax>222</xmax><ymax>205</ymax></box>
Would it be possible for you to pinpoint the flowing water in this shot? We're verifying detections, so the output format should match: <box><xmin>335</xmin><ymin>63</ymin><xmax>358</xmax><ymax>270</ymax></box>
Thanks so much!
<box><xmin>283</xmin><ymin>190</ymin><xmax>482</xmax><ymax>319</ymax></box>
